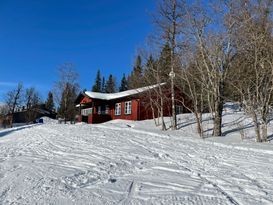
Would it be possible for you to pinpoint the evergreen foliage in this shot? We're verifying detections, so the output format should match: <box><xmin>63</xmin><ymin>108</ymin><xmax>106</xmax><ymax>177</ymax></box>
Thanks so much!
<box><xmin>92</xmin><ymin>69</ymin><xmax>102</xmax><ymax>92</ymax></box>
<box><xmin>45</xmin><ymin>91</ymin><xmax>54</xmax><ymax>111</ymax></box>
<box><xmin>128</xmin><ymin>55</ymin><xmax>143</xmax><ymax>89</ymax></box>
<box><xmin>105</xmin><ymin>74</ymin><xmax>116</xmax><ymax>93</ymax></box>
<box><xmin>101</xmin><ymin>77</ymin><xmax>106</xmax><ymax>93</ymax></box>
<box><xmin>158</xmin><ymin>43</ymin><xmax>172</xmax><ymax>81</ymax></box>
<box><xmin>119</xmin><ymin>74</ymin><xmax>128</xmax><ymax>91</ymax></box>
<box><xmin>143</xmin><ymin>55</ymin><xmax>157</xmax><ymax>85</ymax></box>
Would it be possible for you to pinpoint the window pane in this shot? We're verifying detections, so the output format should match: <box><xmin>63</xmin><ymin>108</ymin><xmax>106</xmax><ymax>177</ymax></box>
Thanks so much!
<box><xmin>125</xmin><ymin>101</ymin><xmax>132</xmax><ymax>114</ymax></box>
<box><xmin>115</xmin><ymin>103</ymin><xmax>121</xmax><ymax>115</ymax></box>
<box><xmin>81</xmin><ymin>108</ymin><xmax>93</xmax><ymax>116</ymax></box>
<box><xmin>105</xmin><ymin>105</ymin><xmax>109</xmax><ymax>114</ymax></box>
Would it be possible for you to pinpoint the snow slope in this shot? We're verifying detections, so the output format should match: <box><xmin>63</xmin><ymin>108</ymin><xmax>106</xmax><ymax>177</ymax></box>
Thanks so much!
<box><xmin>0</xmin><ymin>115</ymin><xmax>273</xmax><ymax>204</ymax></box>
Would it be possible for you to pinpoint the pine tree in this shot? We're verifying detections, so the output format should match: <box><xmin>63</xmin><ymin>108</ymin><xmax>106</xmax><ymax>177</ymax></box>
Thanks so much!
<box><xmin>143</xmin><ymin>55</ymin><xmax>157</xmax><ymax>85</ymax></box>
<box><xmin>92</xmin><ymin>69</ymin><xmax>102</xmax><ymax>92</ymax></box>
<box><xmin>119</xmin><ymin>74</ymin><xmax>128</xmax><ymax>91</ymax></box>
<box><xmin>128</xmin><ymin>55</ymin><xmax>143</xmax><ymax>89</ymax></box>
<box><xmin>101</xmin><ymin>77</ymin><xmax>106</xmax><ymax>93</ymax></box>
<box><xmin>45</xmin><ymin>91</ymin><xmax>54</xmax><ymax>111</ymax></box>
<box><xmin>158</xmin><ymin>43</ymin><xmax>172</xmax><ymax>81</ymax></box>
<box><xmin>105</xmin><ymin>74</ymin><xmax>116</xmax><ymax>93</ymax></box>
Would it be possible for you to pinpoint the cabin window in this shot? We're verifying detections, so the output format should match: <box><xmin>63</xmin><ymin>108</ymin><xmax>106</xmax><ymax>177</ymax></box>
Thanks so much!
<box><xmin>97</xmin><ymin>106</ymin><xmax>101</xmax><ymax>114</ymax></box>
<box><xmin>97</xmin><ymin>105</ymin><xmax>110</xmax><ymax>115</ymax></box>
<box><xmin>115</xmin><ymin>103</ymin><xmax>121</xmax><ymax>115</ymax></box>
<box><xmin>105</xmin><ymin>105</ymin><xmax>109</xmax><ymax>114</ymax></box>
<box><xmin>124</xmin><ymin>101</ymin><xmax>132</xmax><ymax>115</ymax></box>
<box><xmin>175</xmin><ymin>105</ymin><xmax>183</xmax><ymax>114</ymax></box>
<box><xmin>81</xmin><ymin>108</ymin><xmax>93</xmax><ymax>116</ymax></box>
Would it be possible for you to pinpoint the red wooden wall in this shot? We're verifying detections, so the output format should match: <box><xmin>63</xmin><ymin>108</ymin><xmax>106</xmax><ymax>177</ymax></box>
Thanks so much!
<box><xmin>76</xmin><ymin>87</ymin><xmax>192</xmax><ymax>124</ymax></box>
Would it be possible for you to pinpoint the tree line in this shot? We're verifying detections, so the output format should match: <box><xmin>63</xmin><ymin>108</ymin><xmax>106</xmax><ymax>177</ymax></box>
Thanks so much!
<box><xmin>90</xmin><ymin>0</ymin><xmax>273</xmax><ymax>142</ymax></box>
<box><xmin>1</xmin><ymin>0</ymin><xmax>273</xmax><ymax>142</ymax></box>
<box><xmin>90</xmin><ymin>55</ymin><xmax>148</xmax><ymax>93</ymax></box>
<box><xmin>140</xmin><ymin>0</ymin><xmax>273</xmax><ymax>142</ymax></box>
<box><xmin>0</xmin><ymin>82</ymin><xmax>54</xmax><ymax>126</ymax></box>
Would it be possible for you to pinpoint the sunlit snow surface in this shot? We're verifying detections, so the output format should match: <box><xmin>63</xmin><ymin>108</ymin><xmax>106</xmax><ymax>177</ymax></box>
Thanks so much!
<box><xmin>1</xmin><ymin>110</ymin><xmax>273</xmax><ymax>204</ymax></box>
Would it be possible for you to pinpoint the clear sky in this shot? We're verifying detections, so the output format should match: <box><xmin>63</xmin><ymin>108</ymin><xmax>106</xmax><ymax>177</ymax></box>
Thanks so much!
<box><xmin>0</xmin><ymin>0</ymin><xmax>155</xmax><ymax>102</ymax></box>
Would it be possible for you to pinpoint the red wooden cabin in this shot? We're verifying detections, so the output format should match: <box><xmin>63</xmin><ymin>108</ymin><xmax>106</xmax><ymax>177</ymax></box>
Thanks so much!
<box><xmin>75</xmin><ymin>84</ymin><xmax>190</xmax><ymax>124</ymax></box>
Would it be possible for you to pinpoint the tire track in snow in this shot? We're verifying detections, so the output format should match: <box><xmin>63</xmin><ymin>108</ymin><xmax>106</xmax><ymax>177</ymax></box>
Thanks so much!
<box><xmin>196</xmin><ymin>173</ymin><xmax>241</xmax><ymax>205</ymax></box>
<box><xmin>118</xmin><ymin>180</ymin><xmax>137</xmax><ymax>204</ymax></box>
<box><xmin>94</xmin><ymin>124</ymin><xmax>273</xmax><ymax>205</ymax></box>
<box><xmin>1</xmin><ymin>122</ymin><xmax>273</xmax><ymax>204</ymax></box>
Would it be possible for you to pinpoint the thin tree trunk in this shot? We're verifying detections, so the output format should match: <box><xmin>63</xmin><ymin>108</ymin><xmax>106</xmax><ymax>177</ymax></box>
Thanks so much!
<box><xmin>150</xmin><ymin>99</ymin><xmax>157</xmax><ymax>126</ymax></box>
<box><xmin>261</xmin><ymin>122</ymin><xmax>267</xmax><ymax>142</ymax></box>
<box><xmin>213</xmin><ymin>80</ymin><xmax>224</xmax><ymax>137</ymax></box>
<box><xmin>195</xmin><ymin>112</ymin><xmax>203</xmax><ymax>138</ymax></box>
<box><xmin>261</xmin><ymin>107</ymin><xmax>269</xmax><ymax>142</ymax></box>
<box><xmin>213</xmin><ymin>100</ymin><xmax>223</xmax><ymax>136</ymax></box>
<box><xmin>252</xmin><ymin>112</ymin><xmax>262</xmax><ymax>142</ymax></box>
<box><xmin>261</xmin><ymin>112</ymin><xmax>268</xmax><ymax>142</ymax></box>
<box><xmin>161</xmin><ymin>96</ymin><xmax>166</xmax><ymax>131</ymax></box>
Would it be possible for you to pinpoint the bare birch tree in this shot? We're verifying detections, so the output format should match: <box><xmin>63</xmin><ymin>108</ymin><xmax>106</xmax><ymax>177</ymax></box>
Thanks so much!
<box><xmin>230</xmin><ymin>0</ymin><xmax>273</xmax><ymax>142</ymax></box>
<box><xmin>154</xmin><ymin>0</ymin><xmax>186</xmax><ymax>129</ymax></box>
<box><xmin>4</xmin><ymin>83</ymin><xmax>23</xmax><ymax>127</ymax></box>
<box><xmin>24</xmin><ymin>87</ymin><xmax>41</xmax><ymax>123</ymax></box>
<box><xmin>54</xmin><ymin>63</ymin><xmax>79</xmax><ymax>123</ymax></box>
<box><xmin>5</xmin><ymin>83</ymin><xmax>23</xmax><ymax>114</ymax></box>
<box><xmin>0</xmin><ymin>104</ymin><xmax>9</xmax><ymax>117</ymax></box>
<box><xmin>180</xmin><ymin>1</ymin><xmax>239</xmax><ymax>137</ymax></box>
<box><xmin>142</xmin><ymin>53</ymin><xmax>167</xmax><ymax>130</ymax></box>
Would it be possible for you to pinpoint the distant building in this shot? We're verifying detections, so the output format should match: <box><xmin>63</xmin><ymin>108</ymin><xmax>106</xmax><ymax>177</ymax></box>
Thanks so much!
<box><xmin>75</xmin><ymin>84</ymin><xmax>191</xmax><ymax>124</ymax></box>
<box><xmin>0</xmin><ymin>104</ymin><xmax>57</xmax><ymax>128</ymax></box>
<box><xmin>12</xmin><ymin>104</ymin><xmax>57</xmax><ymax>123</ymax></box>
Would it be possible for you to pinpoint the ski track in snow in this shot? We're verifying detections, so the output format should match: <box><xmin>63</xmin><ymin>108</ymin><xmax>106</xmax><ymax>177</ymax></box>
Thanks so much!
<box><xmin>0</xmin><ymin>121</ymin><xmax>273</xmax><ymax>205</ymax></box>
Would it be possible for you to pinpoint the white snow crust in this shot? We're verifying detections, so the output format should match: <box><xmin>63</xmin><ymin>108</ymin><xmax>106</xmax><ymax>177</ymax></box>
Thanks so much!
<box><xmin>84</xmin><ymin>83</ymin><xmax>165</xmax><ymax>100</ymax></box>
<box><xmin>0</xmin><ymin>109</ymin><xmax>273</xmax><ymax>204</ymax></box>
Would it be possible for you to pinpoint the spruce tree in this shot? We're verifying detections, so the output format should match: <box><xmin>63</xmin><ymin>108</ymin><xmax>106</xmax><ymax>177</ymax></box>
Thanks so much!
<box><xmin>128</xmin><ymin>55</ymin><xmax>143</xmax><ymax>89</ymax></box>
<box><xmin>101</xmin><ymin>77</ymin><xmax>106</xmax><ymax>93</ymax></box>
<box><xmin>92</xmin><ymin>69</ymin><xmax>102</xmax><ymax>92</ymax></box>
<box><xmin>119</xmin><ymin>74</ymin><xmax>128</xmax><ymax>91</ymax></box>
<box><xmin>158</xmin><ymin>43</ymin><xmax>172</xmax><ymax>81</ymax></box>
<box><xmin>45</xmin><ymin>91</ymin><xmax>54</xmax><ymax>111</ymax></box>
<box><xmin>105</xmin><ymin>74</ymin><xmax>116</xmax><ymax>93</ymax></box>
<box><xmin>143</xmin><ymin>55</ymin><xmax>157</xmax><ymax>85</ymax></box>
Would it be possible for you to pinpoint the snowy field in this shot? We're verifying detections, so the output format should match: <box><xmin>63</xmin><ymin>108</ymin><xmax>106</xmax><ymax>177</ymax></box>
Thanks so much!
<box><xmin>1</xmin><ymin>111</ymin><xmax>273</xmax><ymax>204</ymax></box>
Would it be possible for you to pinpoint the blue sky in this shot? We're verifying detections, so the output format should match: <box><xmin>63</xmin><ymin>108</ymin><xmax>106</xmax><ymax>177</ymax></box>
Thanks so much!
<box><xmin>0</xmin><ymin>0</ymin><xmax>155</xmax><ymax>102</ymax></box>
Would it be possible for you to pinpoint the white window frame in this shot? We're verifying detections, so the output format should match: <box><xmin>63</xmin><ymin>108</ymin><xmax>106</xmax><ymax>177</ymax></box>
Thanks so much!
<box><xmin>105</xmin><ymin>105</ymin><xmax>109</xmax><ymax>114</ymax></box>
<box><xmin>124</xmin><ymin>101</ymin><xmax>132</xmax><ymax>115</ymax></box>
<box><xmin>115</xmin><ymin>103</ymin><xmax>121</xmax><ymax>116</ymax></box>
<box><xmin>97</xmin><ymin>106</ymin><xmax>101</xmax><ymax>115</ymax></box>
<box><xmin>81</xmin><ymin>108</ymin><xmax>93</xmax><ymax>116</ymax></box>
<box><xmin>175</xmin><ymin>105</ymin><xmax>183</xmax><ymax>114</ymax></box>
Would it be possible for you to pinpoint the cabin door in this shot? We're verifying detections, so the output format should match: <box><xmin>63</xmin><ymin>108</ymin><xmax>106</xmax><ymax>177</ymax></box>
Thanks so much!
<box><xmin>82</xmin><ymin>116</ymin><xmax>88</xmax><ymax>123</ymax></box>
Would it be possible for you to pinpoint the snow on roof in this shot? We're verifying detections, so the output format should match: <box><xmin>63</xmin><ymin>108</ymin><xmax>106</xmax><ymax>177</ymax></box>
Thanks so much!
<box><xmin>84</xmin><ymin>83</ymin><xmax>165</xmax><ymax>101</ymax></box>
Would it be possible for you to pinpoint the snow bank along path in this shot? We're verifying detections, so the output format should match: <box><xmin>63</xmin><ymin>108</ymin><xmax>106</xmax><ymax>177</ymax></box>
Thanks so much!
<box><xmin>0</xmin><ymin>121</ymin><xmax>273</xmax><ymax>204</ymax></box>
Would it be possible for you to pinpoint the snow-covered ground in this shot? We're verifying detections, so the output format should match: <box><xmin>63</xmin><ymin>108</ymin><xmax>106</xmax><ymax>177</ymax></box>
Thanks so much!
<box><xmin>0</xmin><ymin>110</ymin><xmax>273</xmax><ymax>204</ymax></box>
